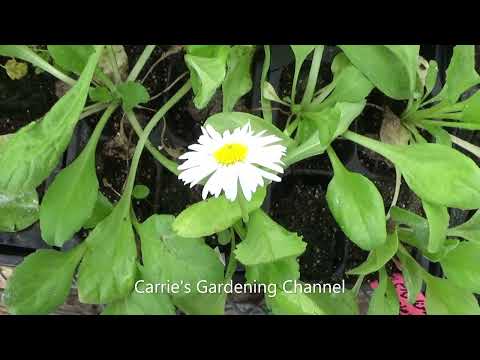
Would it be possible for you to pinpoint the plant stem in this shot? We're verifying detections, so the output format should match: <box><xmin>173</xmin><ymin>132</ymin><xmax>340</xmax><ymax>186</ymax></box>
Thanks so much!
<box><xmin>450</xmin><ymin>134</ymin><xmax>480</xmax><ymax>158</ymax></box>
<box><xmin>123</xmin><ymin>80</ymin><xmax>191</xmax><ymax>200</ymax></box>
<box><xmin>150</xmin><ymin>72</ymin><xmax>188</xmax><ymax>101</ymax></box>
<box><xmin>86</xmin><ymin>103</ymin><xmax>118</xmax><ymax>151</ymax></box>
<box><xmin>95</xmin><ymin>70</ymin><xmax>118</xmax><ymax>94</ymax></box>
<box><xmin>79</xmin><ymin>103</ymin><xmax>110</xmax><ymax>120</ymax></box>
<box><xmin>326</xmin><ymin>146</ymin><xmax>344</xmax><ymax>175</ymax></box>
<box><xmin>284</xmin><ymin>116</ymin><xmax>300</xmax><ymax>137</ymax></box>
<box><xmin>32</xmin><ymin>57</ymin><xmax>77</xmax><ymax>86</ymax></box>
<box><xmin>127</xmin><ymin>45</ymin><xmax>156</xmax><ymax>82</ymax></box>
<box><xmin>237</xmin><ymin>192</ymin><xmax>249</xmax><ymax>223</ymax></box>
<box><xmin>342</xmin><ymin>130</ymin><xmax>395</xmax><ymax>160</ymax></box>
<box><xmin>107</xmin><ymin>45</ymin><xmax>122</xmax><ymax>84</ymax></box>
<box><xmin>125</xmin><ymin>111</ymin><xmax>180</xmax><ymax>175</ymax></box>
<box><xmin>403</xmin><ymin>122</ymin><xmax>427</xmax><ymax>143</ymax></box>
<box><xmin>224</xmin><ymin>236</ymin><xmax>237</xmax><ymax>283</ymax></box>
<box><xmin>419</xmin><ymin>120</ymin><xmax>480</xmax><ymax>131</ymax></box>
<box><xmin>398</xmin><ymin>244</ymin><xmax>432</xmax><ymax>280</ymax></box>
<box><xmin>387</xmin><ymin>166</ymin><xmax>402</xmax><ymax>219</ymax></box>
<box><xmin>308</xmin><ymin>81</ymin><xmax>336</xmax><ymax>109</ymax></box>
<box><xmin>283</xmin><ymin>114</ymin><xmax>293</xmax><ymax>132</ymax></box>
<box><xmin>260</xmin><ymin>45</ymin><xmax>273</xmax><ymax>123</ymax></box>
<box><xmin>406</xmin><ymin>99</ymin><xmax>464</xmax><ymax>122</ymax></box>
<box><xmin>233</xmin><ymin>221</ymin><xmax>247</xmax><ymax>240</ymax></box>
<box><xmin>352</xmin><ymin>275</ymin><xmax>364</xmax><ymax>296</ymax></box>
<box><xmin>301</xmin><ymin>45</ymin><xmax>324</xmax><ymax>107</ymax></box>
<box><xmin>141</xmin><ymin>45</ymin><xmax>184</xmax><ymax>84</ymax></box>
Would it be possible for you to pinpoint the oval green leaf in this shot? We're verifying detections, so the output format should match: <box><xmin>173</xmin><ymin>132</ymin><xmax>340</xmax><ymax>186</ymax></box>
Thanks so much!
<box><xmin>172</xmin><ymin>186</ymin><xmax>266</xmax><ymax>238</ymax></box>
<box><xmin>347</xmin><ymin>230</ymin><xmax>398</xmax><ymax>275</ymax></box>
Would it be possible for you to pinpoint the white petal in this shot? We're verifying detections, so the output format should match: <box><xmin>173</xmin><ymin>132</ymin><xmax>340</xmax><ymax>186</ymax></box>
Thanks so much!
<box><xmin>206</xmin><ymin>125</ymin><xmax>222</xmax><ymax>142</ymax></box>
<box><xmin>178</xmin><ymin>153</ymin><xmax>211</xmax><ymax>170</ymax></box>
<box><xmin>238</xmin><ymin>164</ymin><xmax>255</xmax><ymax>201</ymax></box>
<box><xmin>202</xmin><ymin>168</ymin><xmax>222</xmax><ymax>199</ymax></box>
<box><xmin>188</xmin><ymin>143</ymin><xmax>206</xmax><ymax>152</ymax></box>
<box><xmin>254</xmin><ymin>167</ymin><xmax>282</xmax><ymax>182</ymax></box>
<box><xmin>223</xmin><ymin>166</ymin><xmax>240</xmax><ymax>201</ymax></box>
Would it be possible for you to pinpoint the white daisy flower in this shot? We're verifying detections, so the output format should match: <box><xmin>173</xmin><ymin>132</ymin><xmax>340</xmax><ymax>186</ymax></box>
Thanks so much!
<box><xmin>178</xmin><ymin>122</ymin><xmax>287</xmax><ymax>202</ymax></box>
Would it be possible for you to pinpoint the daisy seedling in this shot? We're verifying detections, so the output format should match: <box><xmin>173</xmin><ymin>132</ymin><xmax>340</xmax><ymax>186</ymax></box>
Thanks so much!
<box><xmin>177</xmin><ymin>123</ymin><xmax>286</xmax><ymax>202</ymax></box>
<box><xmin>2</xmin><ymin>45</ymin><xmax>480</xmax><ymax>315</ymax></box>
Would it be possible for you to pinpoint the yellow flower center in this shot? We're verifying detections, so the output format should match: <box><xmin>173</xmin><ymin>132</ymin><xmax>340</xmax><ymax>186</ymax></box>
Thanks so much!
<box><xmin>214</xmin><ymin>143</ymin><xmax>248</xmax><ymax>165</ymax></box>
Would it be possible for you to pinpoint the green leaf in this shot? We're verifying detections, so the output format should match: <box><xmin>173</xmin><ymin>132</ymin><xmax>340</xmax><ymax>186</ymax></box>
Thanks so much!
<box><xmin>3</xmin><ymin>243</ymin><xmax>86</xmax><ymax>314</ymax></box>
<box><xmin>441</xmin><ymin>241</ymin><xmax>480</xmax><ymax>293</ymax></box>
<box><xmin>308</xmin><ymin>290</ymin><xmax>359</xmax><ymax>315</ymax></box>
<box><xmin>414</xmin><ymin>56</ymin><xmax>429</xmax><ymax>99</ymax></box>
<box><xmin>234</xmin><ymin>209</ymin><xmax>306</xmax><ymax>266</ymax></box>
<box><xmin>89</xmin><ymin>86</ymin><xmax>114</xmax><ymax>103</ymax></box>
<box><xmin>308</xmin><ymin>56</ymin><xmax>373</xmax><ymax>111</ymax></box>
<box><xmin>222</xmin><ymin>45</ymin><xmax>255</xmax><ymax>112</ymax></box>
<box><xmin>139</xmin><ymin>214</ymin><xmax>226</xmax><ymax>315</ymax></box>
<box><xmin>0</xmin><ymin>189</ymin><xmax>39</xmax><ymax>232</ymax></box>
<box><xmin>185</xmin><ymin>45</ymin><xmax>231</xmax><ymax>109</ymax></box>
<box><xmin>77</xmin><ymin>197</ymin><xmax>137</xmax><ymax>304</ymax></box>
<box><xmin>246</xmin><ymin>257</ymin><xmax>300</xmax><ymax>286</ymax></box>
<box><xmin>425</xmin><ymin>276</ymin><xmax>480</xmax><ymax>315</ymax></box>
<box><xmin>132</xmin><ymin>184</ymin><xmax>150</xmax><ymax>200</ymax></box>
<box><xmin>139</xmin><ymin>215</ymin><xmax>224</xmax><ymax>291</ymax></box>
<box><xmin>217</xmin><ymin>229</ymin><xmax>232</xmax><ymax>246</ymax></box>
<box><xmin>39</xmin><ymin>104</ymin><xmax>115</xmax><ymax>247</ymax></box>
<box><xmin>267</xmin><ymin>287</ymin><xmax>326</xmax><ymax>315</ymax></box>
<box><xmin>263</xmin><ymin>81</ymin><xmax>289</xmax><ymax>105</ymax></box>
<box><xmin>266</xmin><ymin>281</ymin><xmax>353</xmax><ymax>315</ymax></box>
<box><xmin>101</xmin><ymin>265</ymin><xmax>176</xmax><ymax>315</ymax></box>
<box><xmin>102</xmin><ymin>285</ymin><xmax>175</xmax><ymax>315</ymax></box>
<box><xmin>390</xmin><ymin>206</ymin><xmax>429</xmax><ymax>247</ymax></box>
<box><xmin>393</xmin><ymin>144</ymin><xmax>480</xmax><ymax>210</ymax></box>
<box><xmin>289</xmin><ymin>46</ymin><xmax>316</xmax><ymax>98</ymax></box>
<box><xmin>0</xmin><ymin>46</ymin><xmax>103</xmax><ymax>194</ymax></box>
<box><xmin>422</xmin><ymin>200</ymin><xmax>449</xmax><ymax>254</ymax></box>
<box><xmin>397</xmin><ymin>248</ymin><xmax>424</xmax><ymax>304</ymax></box>
<box><xmin>393</xmin><ymin>206</ymin><xmax>458</xmax><ymax>262</ymax></box>
<box><xmin>326</xmin><ymin>147</ymin><xmax>386</xmax><ymax>251</ymax></box>
<box><xmin>83</xmin><ymin>192</ymin><xmax>113</xmax><ymax>229</ymax></box>
<box><xmin>423</xmin><ymin>124</ymin><xmax>452</xmax><ymax>146</ymax></box>
<box><xmin>39</xmin><ymin>145</ymin><xmax>96</xmax><ymax>246</ymax></box>
<box><xmin>290</xmin><ymin>46</ymin><xmax>316</xmax><ymax>67</ymax></box>
<box><xmin>323</xmin><ymin>66</ymin><xmax>373</xmax><ymax>107</ymax></box>
<box><xmin>339</xmin><ymin>45</ymin><xmax>419</xmax><ymax>100</ymax></box>
<box><xmin>424</xmin><ymin>60</ymin><xmax>439</xmax><ymax>99</ymax></box>
<box><xmin>283</xmin><ymin>129</ymin><xmax>324</xmax><ymax>166</ymax></box>
<box><xmin>301</xmin><ymin>101</ymin><xmax>366</xmax><ymax>146</ymax></box>
<box><xmin>462</xmin><ymin>91</ymin><xmax>480</xmax><ymax>123</ymax></box>
<box><xmin>284</xmin><ymin>101</ymin><xmax>365</xmax><ymax>166</ymax></box>
<box><xmin>205</xmin><ymin>111</ymin><xmax>295</xmax><ymax>150</ymax></box>
<box><xmin>116</xmin><ymin>81</ymin><xmax>150</xmax><ymax>112</ymax></box>
<box><xmin>423</xmin><ymin>238</ymin><xmax>460</xmax><ymax>263</ymax></box>
<box><xmin>174</xmin><ymin>291</ymin><xmax>227</xmax><ymax>315</ymax></box>
<box><xmin>0</xmin><ymin>45</ymin><xmax>72</xmax><ymax>83</ymax></box>
<box><xmin>444</xmin><ymin>45</ymin><xmax>480</xmax><ymax>104</ymax></box>
<box><xmin>172</xmin><ymin>186</ymin><xmax>266</xmax><ymax>238</ymax></box>
<box><xmin>348</xmin><ymin>230</ymin><xmax>398</xmax><ymax>275</ymax></box>
<box><xmin>367</xmin><ymin>267</ymin><xmax>399</xmax><ymax>315</ymax></box>
<box><xmin>447</xmin><ymin>210</ymin><xmax>480</xmax><ymax>243</ymax></box>
<box><xmin>47</xmin><ymin>45</ymin><xmax>94</xmax><ymax>74</ymax></box>
<box><xmin>345</xmin><ymin>133</ymin><xmax>480</xmax><ymax>210</ymax></box>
